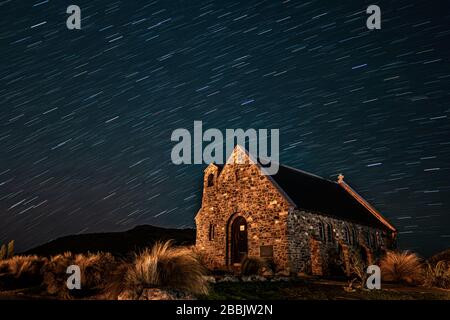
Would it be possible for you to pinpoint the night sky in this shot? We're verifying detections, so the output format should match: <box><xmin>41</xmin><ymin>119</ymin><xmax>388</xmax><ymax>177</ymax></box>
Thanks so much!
<box><xmin>1</xmin><ymin>0</ymin><xmax>449</xmax><ymax>257</ymax></box>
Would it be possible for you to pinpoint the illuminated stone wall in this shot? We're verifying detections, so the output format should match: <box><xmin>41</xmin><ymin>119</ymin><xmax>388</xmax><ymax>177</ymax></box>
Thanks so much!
<box><xmin>195</xmin><ymin>161</ymin><xmax>292</xmax><ymax>272</ymax></box>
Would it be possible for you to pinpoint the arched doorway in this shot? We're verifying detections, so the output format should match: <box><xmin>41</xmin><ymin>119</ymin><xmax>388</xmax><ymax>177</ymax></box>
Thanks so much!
<box><xmin>231</xmin><ymin>216</ymin><xmax>248</xmax><ymax>264</ymax></box>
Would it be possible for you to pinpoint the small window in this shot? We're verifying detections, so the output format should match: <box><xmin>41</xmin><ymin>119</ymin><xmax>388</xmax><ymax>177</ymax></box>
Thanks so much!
<box><xmin>318</xmin><ymin>222</ymin><xmax>325</xmax><ymax>241</ymax></box>
<box><xmin>207</xmin><ymin>174</ymin><xmax>214</xmax><ymax>187</ymax></box>
<box><xmin>343</xmin><ymin>226</ymin><xmax>351</xmax><ymax>245</ymax></box>
<box><xmin>326</xmin><ymin>224</ymin><xmax>335</xmax><ymax>243</ymax></box>
<box><xmin>208</xmin><ymin>224</ymin><xmax>215</xmax><ymax>240</ymax></box>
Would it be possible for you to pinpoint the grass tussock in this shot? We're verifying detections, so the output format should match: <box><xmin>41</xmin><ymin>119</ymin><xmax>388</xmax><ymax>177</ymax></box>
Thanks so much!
<box><xmin>125</xmin><ymin>241</ymin><xmax>208</xmax><ymax>296</ymax></box>
<box><xmin>74</xmin><ymin>252</ymin><xmax>116</xmax><ymax>291</ymax></box>
<box><xmin>42</xmin><ymin>252</ymin><xmax>75</xmax><ymax>298</ymax></box>
<box><xmin>241</xmin><ymin>256</ymin><xmax>266</xmax><ymax>276</ymax></box>
<box><xmin>0</xmin><ymin>241</ymin><xmax>208</xmax><ymax>299</ymax></box>
<box><xmin>101</xmin><ymin>262</ymin><xmax>131</xmax><ymax>300</ymax></box>
<box><xmin>380</xmin><ymin>251</ymin><xmax>423</xmax><ymax>285</ymax></box>
<box><xmin>42</xmin><ymin>252</ymin><xmax>117</xmax><ymax>298</ymax></box>
<box><xmin>0</xmin><ymin>255</ymin><xmax>47</xmax><ymax>289</ymax></box>
<box><xmin>423</xmin><ymin>261</ymin><xmax>450</xmax><ymax>289</ymax></box>
<box><xmin>0</xmin><ymin>255</ymin><xmax>45</xmax><ymax>275</ymax></box>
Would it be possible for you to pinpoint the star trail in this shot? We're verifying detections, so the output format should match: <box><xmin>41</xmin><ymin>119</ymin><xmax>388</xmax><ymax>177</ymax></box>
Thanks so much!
<box><xmin>0</xmin><ymin>0</ymin><xmax>449</xmax><ymax>257</ymax></box>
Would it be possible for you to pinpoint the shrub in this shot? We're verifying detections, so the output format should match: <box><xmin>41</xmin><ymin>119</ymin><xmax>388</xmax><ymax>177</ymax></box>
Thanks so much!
<box><xmin>423</xmin><ymin>261</ymin><xmax>450</xmax><ymax>289</ymax></box>
<box><xmin>380</xmin><ymin>251</ymin><xmax>423</xmax><ymax>285</ymax></box>
<box><xmin>240</xmin><ymin>256</ymin><xmax>266</xmax><ymax>276</ymax></box>
<box><xmin>124</xmin><ymin>241</ymin><xmax>208</xmax><ymax>296</ymax></box>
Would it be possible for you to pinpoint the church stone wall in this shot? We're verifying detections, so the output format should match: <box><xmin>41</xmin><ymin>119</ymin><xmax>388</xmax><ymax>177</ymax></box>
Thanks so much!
<box><xmin>195</xmin><ymin>162</ymin><xmax>292</xmax><ymax>272</ymax></box>
<box><xmin>287</xmin><ymin>209</ymin><xmax>390</xmax><ymax>275</ymax></box>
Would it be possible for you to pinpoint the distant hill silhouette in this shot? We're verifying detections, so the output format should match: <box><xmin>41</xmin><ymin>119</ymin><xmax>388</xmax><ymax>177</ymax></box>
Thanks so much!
<box><xmin>24</xmin><ymin>225</ymin><xmax>195</xmax><ymax>257</ymax></box>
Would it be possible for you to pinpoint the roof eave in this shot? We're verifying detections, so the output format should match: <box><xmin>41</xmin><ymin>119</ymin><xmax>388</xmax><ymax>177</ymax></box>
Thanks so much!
<box><xmin>338</xmin><ymin>179</ymin><xmax>397</xmax><ymax>233</ymax></box>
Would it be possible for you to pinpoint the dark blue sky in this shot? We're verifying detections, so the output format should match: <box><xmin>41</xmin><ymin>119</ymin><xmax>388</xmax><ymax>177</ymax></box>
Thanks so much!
<box><xmin>0</xmin><ymin>0</ymin><xmax>449</xmax><ymax>257</ymax></box>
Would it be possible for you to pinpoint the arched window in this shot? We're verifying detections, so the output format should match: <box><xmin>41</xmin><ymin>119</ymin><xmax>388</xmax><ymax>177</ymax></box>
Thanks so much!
<box><xmin>207</xmin><ymin>173</ymin><xmax>214</xmax><ymax>187</ymax></box>
<box><xmin>318</xmin><ymin>222</ymin><xmax>325</xmax><ymax>241</ymax></box>
<box><xmin>326</xmin><ymin>224</ymin><xmax>335</xmax><ymax>243</ymax></box>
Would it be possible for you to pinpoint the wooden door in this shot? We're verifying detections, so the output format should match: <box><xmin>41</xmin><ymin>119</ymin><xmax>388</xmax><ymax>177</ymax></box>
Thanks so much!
<box><xmin>231</xmin><ymin>216</ymin><xmax>248</xmax><ymax>264</ymax></box>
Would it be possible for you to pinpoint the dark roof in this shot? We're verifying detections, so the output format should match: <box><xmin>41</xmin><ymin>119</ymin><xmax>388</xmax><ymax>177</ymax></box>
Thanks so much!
<box><xmin>211</xmin><ymin>151</ymin><xmax>394</xmax><ymax>232</ymax></box>
<box><xmin>269</xmin><ymin>164</ymin><xmax>393</xmax><ymax>232</ymax></box>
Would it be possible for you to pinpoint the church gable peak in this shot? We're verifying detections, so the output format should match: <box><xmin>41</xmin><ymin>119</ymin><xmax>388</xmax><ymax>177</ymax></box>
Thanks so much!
<box><xmin>225</xmin><ymin>144</ymin><xmax>257</xmax><ymax>166</ymax></box>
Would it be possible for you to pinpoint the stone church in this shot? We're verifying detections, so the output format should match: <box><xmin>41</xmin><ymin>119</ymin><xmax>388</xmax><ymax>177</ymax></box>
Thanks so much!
<box><xmin>195</xmin><ymin>146</ymin><xmax>397</xmax><ymax>276</ymax></box>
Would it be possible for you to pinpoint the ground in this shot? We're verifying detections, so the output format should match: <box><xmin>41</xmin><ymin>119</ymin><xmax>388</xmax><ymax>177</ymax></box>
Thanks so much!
<box><xmin>1</xmin><ymin>279</ymin><xmax>449</xmax><ymax>300</ymax></box>
<box><xmin>202</xmin><ymin>279</ymin><xmax>450</xmax><ymax>300</ymax></box>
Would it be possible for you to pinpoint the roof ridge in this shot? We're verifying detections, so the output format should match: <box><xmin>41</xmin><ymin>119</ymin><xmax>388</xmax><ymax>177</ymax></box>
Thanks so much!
<box><xmin>278</xmin><ymin>163</ymin><xmax>335</xmax><ymax>183</ymax></box>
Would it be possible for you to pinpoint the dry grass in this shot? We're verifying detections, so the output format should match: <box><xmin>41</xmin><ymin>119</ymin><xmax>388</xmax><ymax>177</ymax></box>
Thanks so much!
<box><xmin>124</xmin><ymin>241</ymin><xmax>208</xmax><ymax>296</ymax></box>
<box><xmin>0</xmin><ymin>255</ymin><xmax>46</xmax><ymax>275</ymax></box>
<box><xmin>74</xmin><ymin>252</ymin><xmax>116</xmax><ymax>291</ymax></box>
<box><xmin>429</xmin><ymin>249</ymin><xmax>450</xmax><ymax>265</ymax></box>
<box><xmin>0</xmin><ymin>243</ymin><xmax>208</xmax><ymax>299</ymax></box>
<box><xmin>0</xmin><ymin>255</ymin><xmax>47</xmax><ymax>289</ymax></box>
<box><xmin>41</xmin><ymin>252</ymin><xmax>117</xmax><ymax>298</ymax></box>
<box><xmin>41</xmin><ymin>252</ymin><xmax>75</xmax><ymax>298</ymax></box>
<box><xmin>101</xmin><ymin>261</ymin><xmax>131</xmax><ymax>300</ymax></box>
<box><xmin>347</xmin><ymin>249</ymin><xmax>368</xmax><ymax>288</ymax></box>
<box><xmin>423</xmin><ymin>261</ymin><xmax>450</xmax><ymax>289</ymax></box>
<box><xmin>190</xmin><ymin>246</ymin><xmax>210</xmax><ymax>269</ymax></box>
<box><xmin>380</xmin><ymin>251</ymin><xmax>423</xmax><ymax>285</ymax></box>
